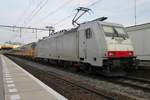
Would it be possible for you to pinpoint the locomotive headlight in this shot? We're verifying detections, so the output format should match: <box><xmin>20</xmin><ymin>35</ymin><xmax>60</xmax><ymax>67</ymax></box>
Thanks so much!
<box><xmin>108</xmin><ymin>51</ymin><xmax>115</xmax><ymax>57</ymax></box>
<box><xmin>128</xmin><ymin>51</ymin><xmax>134</xmax><ymax>56</ymax></box>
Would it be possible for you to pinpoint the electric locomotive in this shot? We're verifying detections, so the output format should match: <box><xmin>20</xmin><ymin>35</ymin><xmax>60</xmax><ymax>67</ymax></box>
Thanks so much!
<box><xmin>35</xmin><ymin>18</ymin><xmax>137</xmax><ymax>75</ymax></box>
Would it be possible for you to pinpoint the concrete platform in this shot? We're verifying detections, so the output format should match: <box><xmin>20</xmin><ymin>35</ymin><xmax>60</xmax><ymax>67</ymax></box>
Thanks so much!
<box><xmin>0</xmin><ymin>55</ymin><xmax>68</xmax><ymax>100</ymax></box>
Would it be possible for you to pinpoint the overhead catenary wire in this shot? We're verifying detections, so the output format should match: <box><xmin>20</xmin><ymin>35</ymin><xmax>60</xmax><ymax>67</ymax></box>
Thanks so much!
<box><xmin>16</xmin><ymin>0</ymin><xmax>32</xmax><ymax>26</ymax></box>
<box><xmin>0</xmin><ymin>24</ymin><xmax>48</xmax><ymax>32</ymax></box>
<box><xmin>33</xmin><ymin>0</ymin><xmax>75</xmax><ymax>25</ymax></box>
<box><xmin>12</xmin><ymin>0</ymin><xmax>103</xmax><ymax>39</ymax></box>
<box><xmin>0</xmin><ymin>24</ymin><xmax>47</xmax><ymax>40</ymax></box>
<box><xmin>0</xmin><ymin>26</ymin><xmax>45</xmax><ymax>34</ymax></box>
<box><xmin>21</xmin><ymin>0</ymin><xmax>45</xmax><ymax>26</ymax></box>
<box><xmin>24</xmin><ymin>0</ymin><xmax>49</xmax><ymax>26</ymax></box>
<box><xmin>87</xmin><ymin>0</ymin><xmax>103</xmax><ymax>7</ymax></box>
<box><xmin>29</xmin><ymin>0</ymin><xmax>45</xmax><ymax>17</ymax></box>
<box><xmin>52</xmin><ymin>14</ymin><xmax>74</xmax><ymax>26</ymax></box>
<box><xmin>0</xmin><ymin>27</ymin><xmax>33</xmax><ymax>41</ymax></box>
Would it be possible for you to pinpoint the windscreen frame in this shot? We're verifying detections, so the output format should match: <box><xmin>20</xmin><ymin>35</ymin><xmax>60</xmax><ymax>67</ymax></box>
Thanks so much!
<box><xmin>102</xmin><ymin>25</ymin><xmax>129</xmax><ymax>38</ymax></box>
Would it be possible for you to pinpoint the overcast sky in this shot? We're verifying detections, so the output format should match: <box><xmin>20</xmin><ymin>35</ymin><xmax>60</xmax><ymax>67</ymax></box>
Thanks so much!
<box><xmin>0</xmin><ymin>0</ymin><xmax>150</xmax><ymax>44</ymax></box>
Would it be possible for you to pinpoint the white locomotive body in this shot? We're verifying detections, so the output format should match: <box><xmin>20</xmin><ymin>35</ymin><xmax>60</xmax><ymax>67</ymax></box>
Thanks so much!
<box><xmin>37</xmin><ymin>29</ymin><xmax>79</xmax><ymax>62</ymax></box>
<box><xmin>36</xmin><ymin>19</ymin><xmax>137</xmax><ymax>72</ymax></box>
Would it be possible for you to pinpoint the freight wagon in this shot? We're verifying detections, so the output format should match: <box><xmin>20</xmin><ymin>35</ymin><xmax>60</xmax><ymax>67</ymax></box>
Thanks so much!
<box><xmin>126</xmin><ymin>23</ymin><xmax>150</xmax><ymax>61</ymax></box>
<box><xmin>126</xmin><ymin>23</ymin><xmax>150</xmax><ymax>66</ymax></box>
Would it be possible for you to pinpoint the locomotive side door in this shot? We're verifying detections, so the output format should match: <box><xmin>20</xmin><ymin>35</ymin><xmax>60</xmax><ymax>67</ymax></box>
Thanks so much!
<box><xmin>79</xmin><ymin>28</ymin><xmax>93</xmax><ymax>61</ymax></box>
<box><xmin>79</xmin><ymin>29</ymin><xmax>87</xmax><ymax>61</ymax></box>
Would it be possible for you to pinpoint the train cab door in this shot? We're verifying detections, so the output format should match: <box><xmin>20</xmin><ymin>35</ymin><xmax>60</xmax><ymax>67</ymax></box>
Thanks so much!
<box><xmin>79</xmin><ymin>29</ymin><xmax>87</xmax><ymax>61</ymax></box>
<box><xmin>79</xmin><ymin>28</ymin><xmax>92</xmax><ymax>62</ymax></box>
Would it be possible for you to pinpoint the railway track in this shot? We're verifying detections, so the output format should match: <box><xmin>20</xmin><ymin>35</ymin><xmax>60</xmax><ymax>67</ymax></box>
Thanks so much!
<box><xmin>9</xmin><ymin>57</ymin><xmax>114</xmax><ymax>100</ymax></box>
<box><xmin>7</xmin><ymin>55</ymin><xmax>144</xmax><ymax>100</ymax></box>
<box><xmin>31</xmin><ymin>69</ymin><xmax>114</xmax><ymax>100</ymax></box>
<box><xmin>93</xmin><ymin>74</ymin><xmax>150</xmax><ymax>93</ymax></box>
<box><xmin>115</xmin><ymin>76</ymin><xmax>150</xmax><ymax>92</ymax></box>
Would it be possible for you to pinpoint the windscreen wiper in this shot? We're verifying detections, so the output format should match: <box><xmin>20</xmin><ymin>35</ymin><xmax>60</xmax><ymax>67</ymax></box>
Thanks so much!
<box><xmin>114</xmin><ymin>28</ymin><xmax>126</xmax><ymax>40</ymax></box>
<box><xmin>122</xmin><ymin>35</ymin><xmax>126</xmax><ymax>40</ymax></box>
<box><xmin>112</xmin><ymin>28</ymin><xmax>118</xmax><ymax>39</ymax></box>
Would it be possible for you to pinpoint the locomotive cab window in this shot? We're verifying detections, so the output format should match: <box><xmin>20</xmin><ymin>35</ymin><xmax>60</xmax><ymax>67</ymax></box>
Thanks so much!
<box><xmin>103</xmin><ymin>26</ymin><xmax>114</xmax><ymax>34</ymax></box>
<box><xmin>114</xmin><ymin>27</ymin><xmax>129</xmax><ymax>38</ymax></box>
<box><xmin>85</xmin><ymin>28</ymin><xmax>92</xmax><ymax>39</ymax></box>
<box><xmin>102</xmin><ymin>25</ymin><xmax>128</xmax><ymax>38</ymax></box>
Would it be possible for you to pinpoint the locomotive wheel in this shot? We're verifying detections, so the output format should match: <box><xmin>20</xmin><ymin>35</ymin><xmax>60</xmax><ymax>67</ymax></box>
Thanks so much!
<box><xmin>106</xmin><ymin>66</ymin><xmax>111</xmax><ymax>72</ymax></box>
<box><xmin>85</xmin><ymin>66</ymin><xmax>93</xmax><ymax>74</ymax></box>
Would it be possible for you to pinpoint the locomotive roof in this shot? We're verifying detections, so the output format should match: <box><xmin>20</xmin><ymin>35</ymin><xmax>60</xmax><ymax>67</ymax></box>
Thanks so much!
<box><xmin>81</xmin><ymin>19</ymin><xmax>123</xmax><ymax>27</ymax></box>
<box><xmin>38</xmin><ymin>18</ymin><xmax>124</xmax><ymax>41</ymax></box>
<box><xmin>38</xmin><ymin>27</ymin><xmax>78</xmax><ymax>41</ymax></box>
<box><xmin>98</xmin><ymin>21</ymin><xmax>123</xmax><ymax>27</ymax></box>
<box><xmin>54</xmin><ymin>27</ymin><xmax>78</xmax><ymax>35</ymax></box>
<box><xmin>19</xmin><ymin>42</ymin><xmax>36</xmax><ymax>49</ymax></box>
